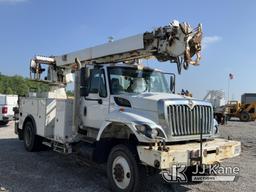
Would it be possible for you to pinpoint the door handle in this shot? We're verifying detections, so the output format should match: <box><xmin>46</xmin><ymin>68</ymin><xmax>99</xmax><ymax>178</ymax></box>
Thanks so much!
<box><xmin>84</xmin><ymin>98</ymin><xmax>103</xmax><ymax>104</ymax></box>
<box><xmin>84</xmin><ymin>107</ymin><xmax>87</xmax><ymax>116</ymax></box>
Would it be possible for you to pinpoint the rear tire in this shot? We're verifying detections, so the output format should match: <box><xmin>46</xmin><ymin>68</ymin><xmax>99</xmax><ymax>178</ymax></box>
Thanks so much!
<box><xmin>240</xmin><ymin>111</ymin><xmax>250</xmax><ymax>122</ymax></box>
<box><xmin>23</xmin><ymin>121</ymin><xmax>41</xmax><ymax>152</ymax></box>
<box><xmin>107</xmin><ymin>144</ymin><xmax>143</xmax><ymax>192</ymax></box>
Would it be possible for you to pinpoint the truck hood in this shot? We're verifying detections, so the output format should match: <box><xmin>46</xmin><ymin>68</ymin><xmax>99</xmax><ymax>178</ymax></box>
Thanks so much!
<box><xmin>120</xmin><ymin>92</ymin><xmax>190</xmax><ymax>111</ymax></box>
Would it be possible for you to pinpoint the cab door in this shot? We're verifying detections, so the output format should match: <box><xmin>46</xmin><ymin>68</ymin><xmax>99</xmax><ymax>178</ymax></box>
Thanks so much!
<box><xmin>81</xmin><ymin>68</ymin><xmax>109</xmax><ymax>129</ymax></box>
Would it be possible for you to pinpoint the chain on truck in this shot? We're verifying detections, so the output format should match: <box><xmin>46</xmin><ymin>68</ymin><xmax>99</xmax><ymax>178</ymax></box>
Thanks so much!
<box><xmin>13</xmin><ymin>20</ymin><xmax>241</xmax><ymax>192</ymax></box>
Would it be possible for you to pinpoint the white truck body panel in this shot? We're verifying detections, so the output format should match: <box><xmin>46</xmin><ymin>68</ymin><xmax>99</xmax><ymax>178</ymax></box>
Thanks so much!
<box><xmin>19</xmin><ymin>98</ymin><xmax>56</xmax><ymax>137</ymax></box>
<box><xmin>19</xmin><ymin>97</ymin><xmax>74</xmax><ymax>143</ymax></box>
<box><xmin>54</xmin><ymin>99</ymin><xmax>74</xmax><ymax>143</ymax></box>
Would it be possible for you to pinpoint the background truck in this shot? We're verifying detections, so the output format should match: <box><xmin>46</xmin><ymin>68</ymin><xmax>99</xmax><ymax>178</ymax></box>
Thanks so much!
<box><xmin>203</xmin><ymin>90</ymin><xmax>227</xmax><ymax>124</ymax></box>
<box><xmin>0</xmin><ymin>94</ymin><xmax>18</xmax><ymax>125</ymax></box>
<box><xmin>14</xmin><ymin>20</ymin><xmax>241</xmax><ymax>191</ymax></box>
<box><xmin>214</xmin><ymin>93</ymin><xmax>256</xmax><ymax>123</ymax></box>
<box><xmin>226</xmin><ymin>101</ymin><xmax>256</xmax><ymax>122</ymax></box>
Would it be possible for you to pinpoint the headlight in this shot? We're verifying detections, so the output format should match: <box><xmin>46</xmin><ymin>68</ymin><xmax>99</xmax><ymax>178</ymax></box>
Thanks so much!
<box><xmin>148</xmin><ymin>128</ymin><xmax>158</xmax><ymax>139</ymax></box>
<box><xmin>135</xmin><ymin>124</ymin><xmax>147</xmax><ymax>133</ymax></box>
<box><xmin>135</xmin><ymin>124</ymin><xmax>159</xmax><ymax>139</ymax></box>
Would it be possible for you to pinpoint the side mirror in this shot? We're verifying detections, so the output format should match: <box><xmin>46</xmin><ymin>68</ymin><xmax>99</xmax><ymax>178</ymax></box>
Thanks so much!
<box><xmin>99</xmin><ymin>88</ymin><xmax>107</xmax><ymax>98</ymax></box>
<box><xmin>170</xmin><ymin>75</ymin><xmax>175</xmax><ymax>93</ymax></box>
<box><xmin>80</xmin><ymin>67</ymin><xmax>89</xmax><ymax>97</ymax></box>
<box><xmin>80</xmin><ymin>87</ymin><xmax>89</xmax><ymax>97</ymax></box>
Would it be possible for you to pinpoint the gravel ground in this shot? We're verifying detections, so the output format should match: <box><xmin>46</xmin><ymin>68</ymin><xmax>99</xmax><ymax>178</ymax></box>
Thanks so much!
<box><xmin>0</xmin><ymin>120</ymin><xmax>255</xmax><ymax>192</ymax></box>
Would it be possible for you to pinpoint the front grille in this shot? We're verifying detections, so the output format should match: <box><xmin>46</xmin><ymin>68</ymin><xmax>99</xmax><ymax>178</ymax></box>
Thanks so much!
<box><xmin>167</xmin><ymin>105</ymin><xmax>213</xmax><ymax>136</ymax></box>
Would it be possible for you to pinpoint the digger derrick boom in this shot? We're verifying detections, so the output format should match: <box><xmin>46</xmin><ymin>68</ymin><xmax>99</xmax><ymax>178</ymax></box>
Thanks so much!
<box><xmin>54</xmin><ymin>21</ymin><xmax>202</xmax><ymax>71</ymax></box>
<box><xmin>30</xmin><ymin>20</ymin><xmax>202</xmax><ymax>83</ymax></box>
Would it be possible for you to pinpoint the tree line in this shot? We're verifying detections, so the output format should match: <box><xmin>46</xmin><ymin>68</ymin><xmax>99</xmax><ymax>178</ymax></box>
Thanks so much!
<box><xmin>0</xmin><ymin>73</ymin><xmax>49</xmax><ymax>96</ymax></box>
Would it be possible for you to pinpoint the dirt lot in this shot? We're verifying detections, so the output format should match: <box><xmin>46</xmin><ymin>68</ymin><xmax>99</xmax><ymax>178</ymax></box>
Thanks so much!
<box><xmin>0</xmin><ymin>121</ymin><xmax>255</xmax><ymax>192</ymax></box>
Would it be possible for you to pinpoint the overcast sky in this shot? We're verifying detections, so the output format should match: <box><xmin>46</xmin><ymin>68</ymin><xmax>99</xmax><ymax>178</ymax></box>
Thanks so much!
<box><xmin>0</xmin><ymin>0</ymin><xmax>255</xmax><ymax>100</ymax></box>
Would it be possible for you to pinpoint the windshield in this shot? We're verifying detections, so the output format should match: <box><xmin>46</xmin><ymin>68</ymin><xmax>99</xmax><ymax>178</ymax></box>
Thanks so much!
<box><xmin>108</xmin><ymin>67</ymin><xmax>169</xmax><ymax>95</ymax></box>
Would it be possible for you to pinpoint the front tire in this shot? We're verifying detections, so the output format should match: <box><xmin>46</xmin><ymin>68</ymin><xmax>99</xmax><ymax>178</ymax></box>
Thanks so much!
<box><xmin>107</xmin><ymin>144</ymin><xmax>142</xmax><ymax>192</ymax></box>
<box><xmin>240</xmin><ymin>111</ymin><xmax>250</xmax><ymax>122</ymax></box>
<box><xmin>23</xmin><ymin>121</ymin><xmax>41</xmax><ymax>152</ymax></box>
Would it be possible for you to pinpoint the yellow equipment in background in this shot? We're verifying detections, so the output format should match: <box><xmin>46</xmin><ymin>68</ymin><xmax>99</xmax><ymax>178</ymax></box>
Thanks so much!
<box><xmin>226</xmin><ymin>100</ymin><xmax>256</xmax><ymax>122</ymax></box>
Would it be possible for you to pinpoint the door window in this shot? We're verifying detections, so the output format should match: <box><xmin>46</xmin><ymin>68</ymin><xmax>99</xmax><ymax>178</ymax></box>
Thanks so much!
<box><xmin>88</xmin><ymin>69</ymin><xmax>107</xmax><ymax>98</ymax></box>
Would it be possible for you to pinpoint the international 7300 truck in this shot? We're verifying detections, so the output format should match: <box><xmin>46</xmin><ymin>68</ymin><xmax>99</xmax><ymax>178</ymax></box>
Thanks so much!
<box><xmin>14</xmin><ymin>20</ymin><xmax>241</xmax><ymax>191</ymax></box>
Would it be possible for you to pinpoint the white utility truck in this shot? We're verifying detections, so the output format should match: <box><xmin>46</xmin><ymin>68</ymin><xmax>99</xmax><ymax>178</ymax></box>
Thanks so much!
<box><xmin>0</xmin><ymin>94</ymin><xmax>18</xmax><ymax>125</ymax></box>
<box><xmin>14</xmin><ymin>20</ymin><xmax>240</xmax><ymax>191</ymax></box>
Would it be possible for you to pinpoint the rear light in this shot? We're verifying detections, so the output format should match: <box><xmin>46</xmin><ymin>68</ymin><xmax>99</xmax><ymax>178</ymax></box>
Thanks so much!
<box><xmin>2</xmin><ymin>106</ymin><xmax>8</xmax><ymax>114</ymax></box>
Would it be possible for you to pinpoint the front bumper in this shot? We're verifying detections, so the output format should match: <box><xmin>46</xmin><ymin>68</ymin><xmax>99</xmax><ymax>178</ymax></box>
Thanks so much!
<box><xmin>137</xmin><ymin>138</ymin><xmax>241</xmax><ymax>169</ymax></box>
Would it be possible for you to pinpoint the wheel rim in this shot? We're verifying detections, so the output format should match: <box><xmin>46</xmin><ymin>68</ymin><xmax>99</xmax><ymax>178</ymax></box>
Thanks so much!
<box><xmin>241</xmin><ymin>113</ymin><xmax>249</xmax><ymax>121</ymax></box>
<box><xmin>112</xmin><ymin>155</ymin><xmax>131</xmax><ymax>189</ymax></box>
<box><xmin>24</xmin><ymin>125</ymin><xmax>32</xmax><ymax>147</ymax></box>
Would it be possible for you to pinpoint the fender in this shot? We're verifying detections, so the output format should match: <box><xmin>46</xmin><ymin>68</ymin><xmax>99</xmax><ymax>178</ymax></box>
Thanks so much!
<box><xmin>22</xmin><ymin>114</ymin><xmax>37</xmax><ymax>134</ymax></box>
<box><xmin>96</xmin><ymin>109</ymin><xmax>167</xmax><ymax>142</ymax></box>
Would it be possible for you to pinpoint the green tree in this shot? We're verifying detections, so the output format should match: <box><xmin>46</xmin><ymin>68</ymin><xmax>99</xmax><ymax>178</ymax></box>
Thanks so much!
<box><xmin>5</xmin><ymin>87</ymin><xmax>13</xmax><ymax>94</ymax></box>
<box><xmin>66</xmin><ymin>90</ymin><xmax>74</xmax><ymax>97</ymax></box>
<box><xmin>0</xmin><ymin>74</ymin><xmax>49</xmax><ymax>95</ymax></box>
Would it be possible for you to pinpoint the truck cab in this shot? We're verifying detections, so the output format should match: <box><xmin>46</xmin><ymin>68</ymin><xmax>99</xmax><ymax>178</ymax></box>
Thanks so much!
<box><xmin>79</xmin><ymin>63</ymin><xmax>215</xmax><ymax>143</ymax></box>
